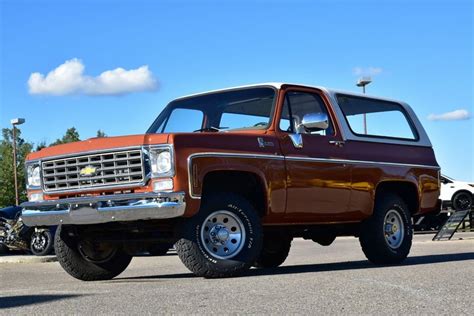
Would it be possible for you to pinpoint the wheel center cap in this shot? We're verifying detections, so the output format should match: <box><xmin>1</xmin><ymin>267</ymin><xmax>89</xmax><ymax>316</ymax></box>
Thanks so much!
<box><xmin>209</xmin><ymin>225</ymin><xmax>230</xmax><ymax>244</ymax></box>
<box><xmin>392</xmin><ymin>224</ymin><xmax>398</xmax><ymax>233</ymax></box>
<box><xmin>216</xmin><ymin>227</ymin><xmax>229</xmax><ymax>242</ymax></box>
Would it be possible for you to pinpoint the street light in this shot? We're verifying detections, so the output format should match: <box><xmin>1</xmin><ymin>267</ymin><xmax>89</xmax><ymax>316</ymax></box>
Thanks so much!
<box><xmin>356</xmin><ymin>77</ymin><xmax>372</xmax><ymax>134</ymax></box>
<box><xmin>11</xmin><ymin>118</ymin><xmax>25</xmax><ymax>206</ymax></box>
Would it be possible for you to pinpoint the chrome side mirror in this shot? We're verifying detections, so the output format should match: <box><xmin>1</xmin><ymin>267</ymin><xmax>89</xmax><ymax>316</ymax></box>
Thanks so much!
<box><xmin>297</xmin><ymin>113</ymin><xmax>329</xmax><ymax>133</ymax></box>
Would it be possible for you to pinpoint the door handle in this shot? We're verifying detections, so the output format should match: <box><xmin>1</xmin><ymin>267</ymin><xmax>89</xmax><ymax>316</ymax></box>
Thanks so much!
<box><xmin>329</xmin><ymin>140</ymin><xmax>345</xmax><ymax>148</ymax></box>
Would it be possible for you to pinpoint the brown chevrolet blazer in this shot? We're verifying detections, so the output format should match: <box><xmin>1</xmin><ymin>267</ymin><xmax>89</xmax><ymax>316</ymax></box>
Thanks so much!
<box><xmin>22</xmin><ymin>83</ymin><xmax>441</xmax><ymax>280</ymax></box>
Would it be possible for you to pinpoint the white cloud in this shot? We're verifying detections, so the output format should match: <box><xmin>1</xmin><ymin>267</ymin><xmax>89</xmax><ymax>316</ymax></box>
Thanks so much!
<box><xmin>28</xmin><ymin>58</ymin><xmax>157</xmax><ymax>96</ymax></box>
<box><xmin>427</xmin><ymin>109</ymin><xmax>471</xmax><ymax>121</ymax></box>
<box><xmin>353</xmin><ymin>66</ymin><xmax>383</xmax><ymax>76</ymax></box>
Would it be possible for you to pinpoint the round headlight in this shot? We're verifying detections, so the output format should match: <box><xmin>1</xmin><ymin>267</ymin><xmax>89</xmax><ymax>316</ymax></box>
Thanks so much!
<box><xmin>152</xmin><ymin>151</ymin><xmax>172</xmax><ymax>174</ymax></box>
<box><xmin>27</xmin><ymin>165</ymin><xmax>41</xmax><ymax>187</ymax></box>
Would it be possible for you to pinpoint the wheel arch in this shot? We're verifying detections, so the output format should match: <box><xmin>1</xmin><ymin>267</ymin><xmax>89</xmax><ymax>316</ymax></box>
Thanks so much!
<box><xmin>201</xmin><ymin>170</ymin><xmax>268</xmax><ymax>217</ymax></box>
<box><xmin>375</xmin><ymin>180</ymin><xmax>420</xmax><ymax>215</ymax></box>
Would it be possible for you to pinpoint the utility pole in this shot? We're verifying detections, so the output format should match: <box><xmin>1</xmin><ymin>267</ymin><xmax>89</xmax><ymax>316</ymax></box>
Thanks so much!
<box><xmin>356</xmin><ymin>77</ymin><xmax>372</xmax><ymax>134</ymax></box>
<box><xmin>11</xmin><ymin>118</ymin><xmax>25</xmax><ymax>206</ymax></box>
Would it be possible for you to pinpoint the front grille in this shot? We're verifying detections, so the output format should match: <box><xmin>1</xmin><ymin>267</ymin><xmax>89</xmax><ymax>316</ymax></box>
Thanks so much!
<box><xmin>42</xmin><ymin>149</ymin><xmax>145</xmax><ymax>192</ymax></box>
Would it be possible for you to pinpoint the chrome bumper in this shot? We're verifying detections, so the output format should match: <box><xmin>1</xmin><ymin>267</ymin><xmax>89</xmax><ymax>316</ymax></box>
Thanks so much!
<box><xmin>21</xmin><ymin>192</ymin><xmax>186</xmax><ymax>226</ymax></box>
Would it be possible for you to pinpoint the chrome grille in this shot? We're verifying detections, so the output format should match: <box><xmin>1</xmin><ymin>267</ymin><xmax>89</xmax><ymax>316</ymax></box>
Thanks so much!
<box><xmin>42</xmin><ymin>149</ymin><xmax>145</xmax><ymax>192</ymax></box>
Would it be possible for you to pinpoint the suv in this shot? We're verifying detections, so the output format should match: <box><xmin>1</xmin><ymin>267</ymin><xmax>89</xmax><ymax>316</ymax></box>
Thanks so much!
<box><xmin>22</xmin><ymin>83</ymin><xmax>441</xmax><ymax>280</ymax></box>
<box><xmin>440</xmin><ymin>175</ymin><xmax>474</xmax><ymax>211</ymax></box>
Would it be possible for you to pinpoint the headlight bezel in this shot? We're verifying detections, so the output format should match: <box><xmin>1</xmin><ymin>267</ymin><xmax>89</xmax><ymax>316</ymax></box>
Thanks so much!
<box><xmin>26</xmin><ymin>161</ymin><xmax>42</xmax><ymax>189</ymax></box>
<box><xmin>147</xmin><ymin>145</ymin><xmax>175</xmax><ymax>178</ymax></box>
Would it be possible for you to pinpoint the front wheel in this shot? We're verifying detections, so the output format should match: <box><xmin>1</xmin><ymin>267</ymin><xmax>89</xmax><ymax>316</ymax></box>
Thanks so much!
<box><xmin>359</xmin><ymin>193</ymin><xmax>412</xmax><ymax>264</ymax></box>
<box><xmin>176</xmin><ymin>193</ymin><xmax>263</xmax><ymax>278</ymax></box>
<box><xmin>452</xmin><ymin>191</ymin><xmax>473</xmax><ymax>211</ymax></box>
<box><xmin>55</xmin><ymin>225</ymin><xmax>132</xmax><ymax>281</ymax></box>
<box><xmin>30</xmin><ymin>229</ymin><xmax>54</xmax><ymax>256</ymax></box>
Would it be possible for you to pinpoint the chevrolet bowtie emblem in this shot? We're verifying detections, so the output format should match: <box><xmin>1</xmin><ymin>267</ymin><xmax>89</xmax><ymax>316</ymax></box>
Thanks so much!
<box><xmin>80</xmin><ymin>165</ymin><xmax>98</xmax><ymax>177</ymax></box>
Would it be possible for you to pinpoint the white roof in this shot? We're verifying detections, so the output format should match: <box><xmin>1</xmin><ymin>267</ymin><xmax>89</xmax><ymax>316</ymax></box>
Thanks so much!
<box><xmin>174</xmin><ymin>82</ymin><xmax>405</xmax><ymax>105</ymax></box>
<box><xmin>172</xmin><ymin>82</ymin><xmax>432</xmax><ymax>148</ymax></box>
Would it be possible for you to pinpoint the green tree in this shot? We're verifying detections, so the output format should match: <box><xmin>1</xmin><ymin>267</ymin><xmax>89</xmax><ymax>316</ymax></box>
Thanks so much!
<box><xmin>35</xmin><ymin>141</ymin><xmax>47</xmax><ymax>151</ymax></box>
<box><xmin>51</xmin><ymin>127</ymin><xmax>81</xmax><ymax>145</ymax></box>
<box><xmin>96</xmin><ymin>130</ymin><xmax>107</xmax><ymax>138</ymax></box>
<box><xmin>0</xmin><ymin>128</ymin><xmax>33</xmax><ymax>207</ymax></box>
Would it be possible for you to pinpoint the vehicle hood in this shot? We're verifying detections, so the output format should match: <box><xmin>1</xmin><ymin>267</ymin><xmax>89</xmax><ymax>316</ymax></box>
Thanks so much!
<box><xmin>27</xmin><ymin>134</ymin><xmax>169</xmax><ymax>161</ymax></box>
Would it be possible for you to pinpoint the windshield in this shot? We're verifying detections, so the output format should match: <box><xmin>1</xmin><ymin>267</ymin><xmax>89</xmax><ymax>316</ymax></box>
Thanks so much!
<box><xmin>147</xmin><ymin>87</ymin><xmax>276</xmax><ymax>133</ymax></box>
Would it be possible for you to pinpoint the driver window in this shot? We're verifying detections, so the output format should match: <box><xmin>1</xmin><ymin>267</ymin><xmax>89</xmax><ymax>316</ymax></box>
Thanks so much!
<box><xmin>279</xmin><ymin>91</ymin><xmax>334</xmax><ymax>136</ymax></box>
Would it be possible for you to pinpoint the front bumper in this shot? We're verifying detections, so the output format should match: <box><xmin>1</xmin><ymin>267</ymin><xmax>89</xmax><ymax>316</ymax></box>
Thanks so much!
<box><xmin>21</xmin><ymin>191</ymin><xmax>186</xmax><ymax>226</ymax></box>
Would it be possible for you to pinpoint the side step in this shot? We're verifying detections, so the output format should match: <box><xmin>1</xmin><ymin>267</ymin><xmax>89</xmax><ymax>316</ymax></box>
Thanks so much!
<box><xmin>433</xmin><ymin>209</ymin><xmax>471</xmax><ymax>241</ymax></box>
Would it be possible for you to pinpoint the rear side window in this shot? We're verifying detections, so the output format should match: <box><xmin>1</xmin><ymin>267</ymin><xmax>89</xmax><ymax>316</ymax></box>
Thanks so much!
<box><xmin>336</xmin><ymin>95</ymin><xmax>418</xmax><ymax>140</ymax></box>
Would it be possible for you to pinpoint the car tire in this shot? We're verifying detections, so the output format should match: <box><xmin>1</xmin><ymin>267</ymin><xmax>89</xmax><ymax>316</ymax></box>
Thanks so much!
<box><xmin>253</xmin><ymin>233</ymin><xmax>292</xmax><ymax>268</ymax></box>
<box><xmin>359</xmin><ymin>193</ymin><xmax>412</xmax><ymax>264</ymax></box>
<box><xmin>55</xmin><ymin>225</ymin><xmax>132</xmax><ymax>281</ymax></box>
<box><xmin>175</xmin><ymin>193</ymin><xmax>263</xmax><ymax>278</ymax></box>
<box><xmin>452</xmin><ymin>191</ymin><xmax>473</xmax><ymax>211</ymax></box>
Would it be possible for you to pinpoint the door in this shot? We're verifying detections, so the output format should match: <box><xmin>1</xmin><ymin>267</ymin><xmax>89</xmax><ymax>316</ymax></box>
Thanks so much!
<box><xmin>278</xmin><ymin>88</ymin><xmax>352</xmax><ymax>222</ymax></box>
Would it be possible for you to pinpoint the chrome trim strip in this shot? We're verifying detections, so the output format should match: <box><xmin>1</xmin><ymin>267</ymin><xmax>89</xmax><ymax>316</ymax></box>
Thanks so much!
<box><xmin>187</xmin><ymin>152</ymin><xmax>440</xmax><ymax>199</ymax></box>
<box><xmin>284</xmin><ymin>156</ymin><xmax>441</xmax><ymax>169</ymax></box>
<box><xmin>21</xmin><ymin>191</ymin><xmax>186</xmax><ymax>226</ymax></box>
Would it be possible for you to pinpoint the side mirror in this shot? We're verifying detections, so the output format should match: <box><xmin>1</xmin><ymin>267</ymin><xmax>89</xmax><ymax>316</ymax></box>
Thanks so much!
<box><xmin>297</xmin><ymin>113</ymin><xmax>329</xmax><ymax>133</ymax></box>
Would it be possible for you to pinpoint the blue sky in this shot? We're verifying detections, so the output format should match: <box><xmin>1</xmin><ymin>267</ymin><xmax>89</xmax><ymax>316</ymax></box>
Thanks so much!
<box><xmin>0</xmin><ymin>0</ymin><xmax>472</xmax><ymax>181</ymax></box>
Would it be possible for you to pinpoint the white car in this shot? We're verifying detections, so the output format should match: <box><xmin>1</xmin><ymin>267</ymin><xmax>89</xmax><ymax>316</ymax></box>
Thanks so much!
<box><xmin>440</xmin><ymin>175</ymin><xmax>474</xmax><ymax>211</ymax></box>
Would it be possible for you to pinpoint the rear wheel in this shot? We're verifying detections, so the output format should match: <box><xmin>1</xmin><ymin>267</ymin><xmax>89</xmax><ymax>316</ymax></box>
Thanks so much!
<box><xmin>254</xmin><ymin>233</ymin><xmax>292</xmax><ymax>268</ymax></box>
<box><xmin>359</xmin><ymin>193</ymin><xmax>412</xmax><ymax>264</ymax></box>
<box><xmin>176</xmin><ymin>193</ymin><xmax>262</xmax><ymax>278</ymax></box>
<box><xmin>55</xmin><ymin>225</ymin><xmax>132</xmax><ymax>281</ymax></box>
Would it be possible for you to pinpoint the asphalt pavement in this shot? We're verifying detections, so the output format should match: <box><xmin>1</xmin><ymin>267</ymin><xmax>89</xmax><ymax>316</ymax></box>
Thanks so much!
<box><xmin>1</xmin><ymin>234</ymin><xmax>473</xmax><ymax>314</ymax></box>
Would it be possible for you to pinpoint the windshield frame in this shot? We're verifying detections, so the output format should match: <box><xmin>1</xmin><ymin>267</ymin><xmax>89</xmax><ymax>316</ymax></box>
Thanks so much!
<box><xmin>146</xmin><ymin>85</ymin><xmax>278</xmax><ymax>134</ymax></box>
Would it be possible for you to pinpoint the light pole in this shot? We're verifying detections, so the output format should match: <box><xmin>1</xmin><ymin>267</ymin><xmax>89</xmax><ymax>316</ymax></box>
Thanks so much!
<box><xmin>356</xmin><ymin>77</ymin><xmax>372</xmax><ymax>134</ymax></box>
<box><xmin>11</xmin><ymin>118</ymin><xmax>25</xmax><ymax>206</ymax></box>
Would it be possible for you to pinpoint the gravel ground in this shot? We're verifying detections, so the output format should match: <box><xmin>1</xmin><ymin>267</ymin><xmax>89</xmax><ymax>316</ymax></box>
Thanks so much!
<box><xmin>0</xmin><ymin>234</ymin><xmax>473</xmax><ymax>315</ymax></box>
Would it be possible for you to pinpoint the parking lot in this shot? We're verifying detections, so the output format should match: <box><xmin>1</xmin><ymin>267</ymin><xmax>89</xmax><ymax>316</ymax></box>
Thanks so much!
<box><xmin>1</xmin><ymin>234</ymin><xmax>473</xmax><ymax>314</ymax></box>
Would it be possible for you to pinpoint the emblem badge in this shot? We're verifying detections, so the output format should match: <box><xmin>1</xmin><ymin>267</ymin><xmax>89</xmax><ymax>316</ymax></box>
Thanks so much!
<box><xmin>79</xmin><ymin>165</ymin><xmax>98</xmax><ymax>177</ymax></box>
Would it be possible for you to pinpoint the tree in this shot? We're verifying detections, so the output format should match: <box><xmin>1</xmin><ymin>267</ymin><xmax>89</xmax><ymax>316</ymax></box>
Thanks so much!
<box><xmin>96</xmin><ymin>130</ymin><xmax>107</xmax><ymax>138</ymax></box>
<box><xmin>0</xmin><ymin>128</ymin><xmax>33</xmax><ymax>207</ymax></box>
<box><xmin>50</xmin><ymin>127</ymin><xmax>81</xmax><ymax>145</ymax></box>
<box><xmin>35</xmin><ymin>141</ymin><xmax>47</xmax><ymax>151</ymax></box>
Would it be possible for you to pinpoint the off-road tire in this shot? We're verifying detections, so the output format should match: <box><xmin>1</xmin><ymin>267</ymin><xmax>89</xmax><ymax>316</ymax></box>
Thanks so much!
<box><xmin>30</xmin><ymin>229</ymin><xmax>54</xmax><ymax>256</ymax></box>
<box><xmin>359</xmin><ymin>193</ymin><xmax>412</xmax><ymax>264</ymax></box>
<box><xmin>55</xmin><ymin>225</ymin><xmax>132</xmax><ymax>281</ymax></box>
<box><xmin>175</xmin><ymin>193</ymin><xmax>262</xmax><ymax>278</ymax></box>
<box><xmin>254</xmin><ymin>233</ymin><xmax>292</xmax><ymax>268</ymax></box>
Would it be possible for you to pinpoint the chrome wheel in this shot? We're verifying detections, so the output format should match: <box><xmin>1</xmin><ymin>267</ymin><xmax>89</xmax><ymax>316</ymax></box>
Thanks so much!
<box><xmin>200</xmin><ymin>210</ymin><xmax>246</xmax><ymax>260</ymax></box>
<box><xmin>384</xmin><ymin>209</ymin><xmax>405</xmax><ymax>249</ymax></box>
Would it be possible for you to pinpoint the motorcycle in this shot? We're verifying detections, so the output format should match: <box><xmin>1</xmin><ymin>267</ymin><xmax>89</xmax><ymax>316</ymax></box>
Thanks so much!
<box><xmin>0</xmin><ymin>206</ymin><xmax>56</xmax><ymax>256</ymax></box>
